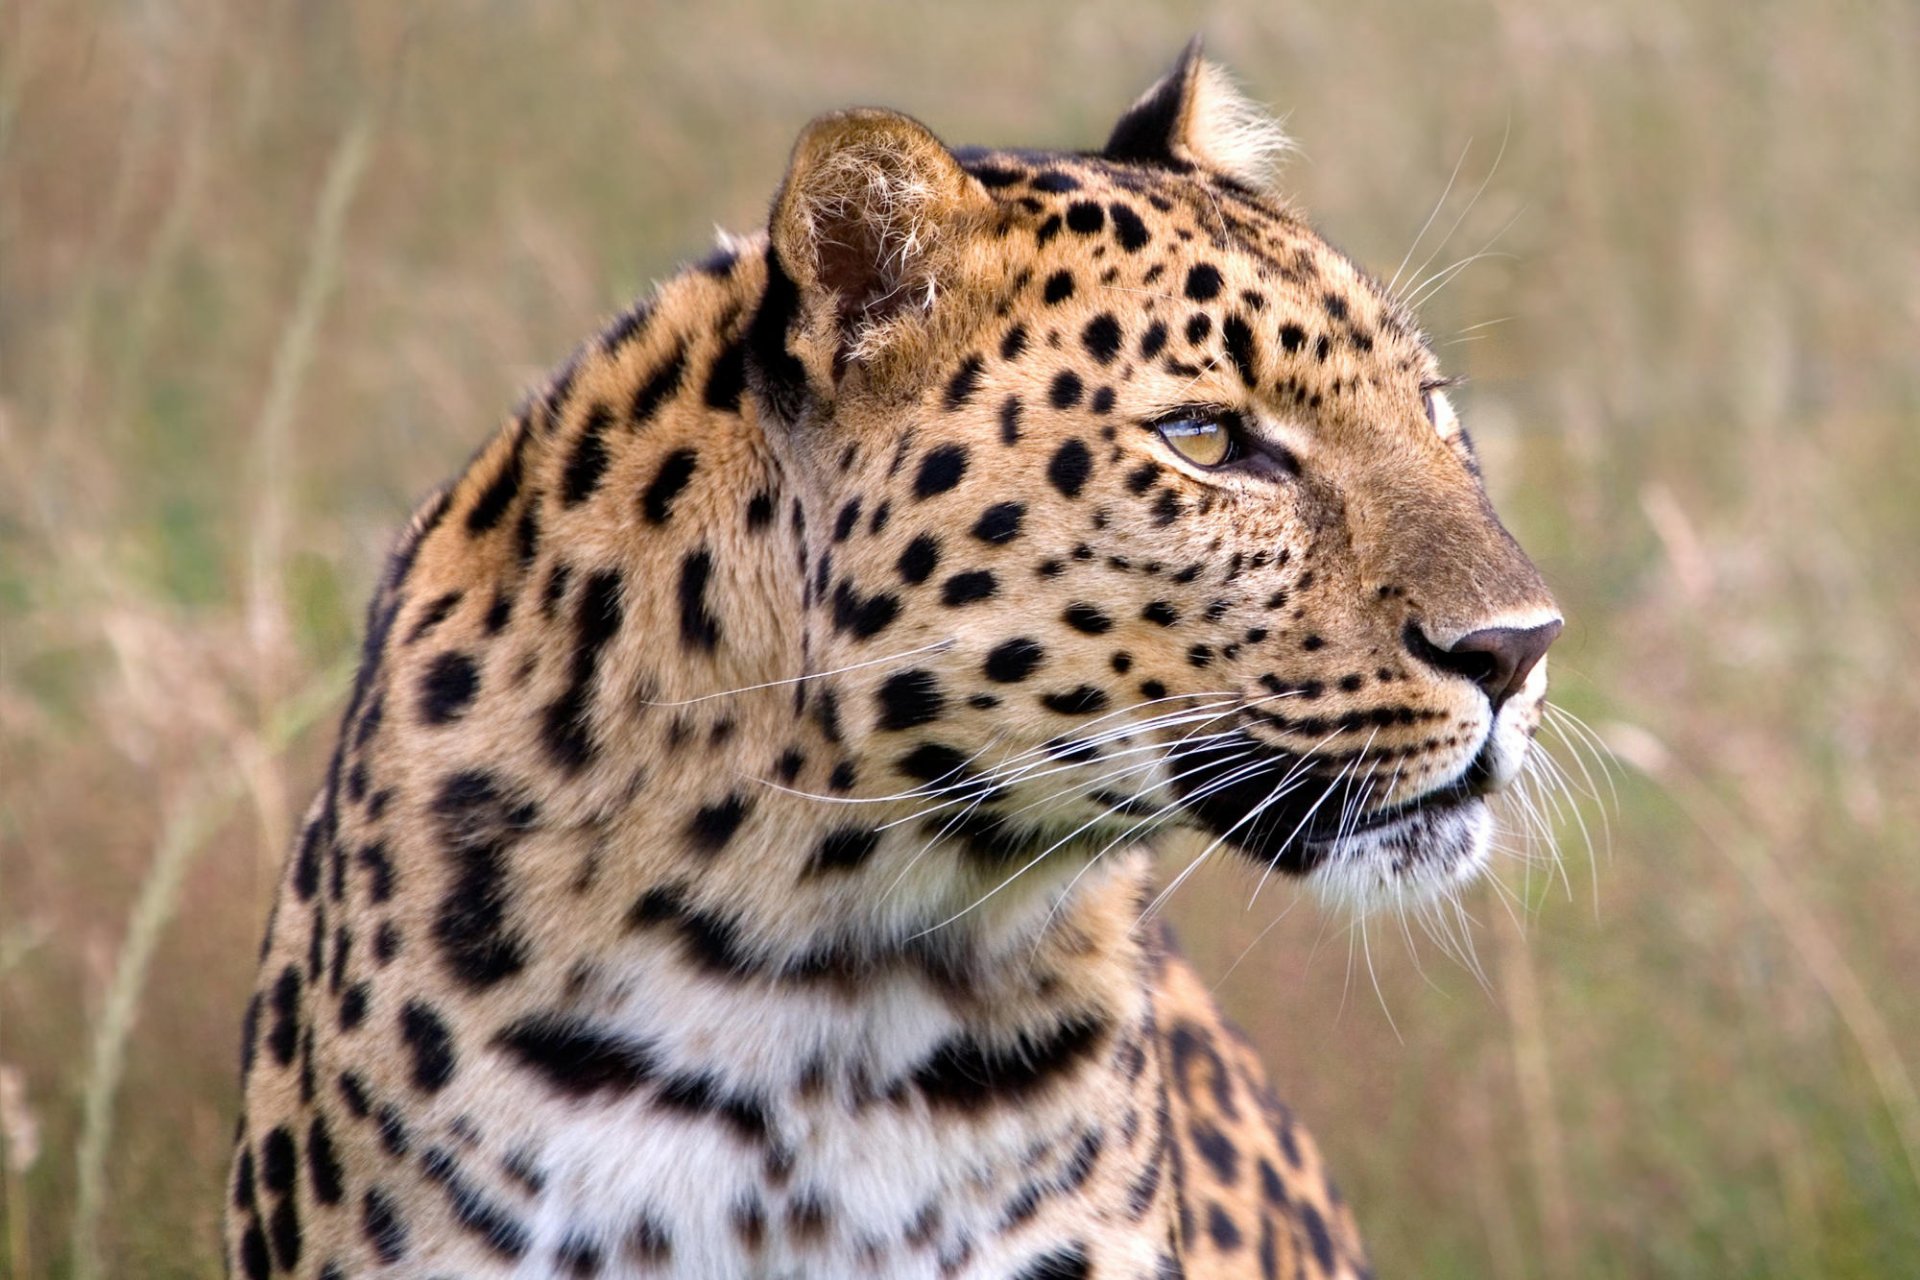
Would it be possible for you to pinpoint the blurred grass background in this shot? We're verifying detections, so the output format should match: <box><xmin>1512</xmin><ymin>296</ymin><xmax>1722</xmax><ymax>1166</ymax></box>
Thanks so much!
<box><xmin>3</xmin><ymin>1</ymin><xmax>1917</xmax><ymax>1275</ymax></box>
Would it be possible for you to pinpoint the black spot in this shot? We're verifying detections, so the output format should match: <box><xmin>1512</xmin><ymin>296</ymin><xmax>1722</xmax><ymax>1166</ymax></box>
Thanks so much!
<box><xmin>655</xmin><ymin>1071</ymin><xmax>772</xmax><ymax>1143</ymax></box>
<box><xmin>540</xmin><ymin>567</ymin><xmax>625</xmax><ymax>771</ymax></box>
<box><xmin>339</xmin><ymin>982</ymin><xmax>369</xmax><ymax>1030</ymax></box>
<box><xmin>687</xmin><ymin>793</ymin><xmax>752</xmax><ymax>854</ymax></box>
<box><xmin>1047</xmin><ymin>439</ymin><xmax>1093</xmax><ymax>497</ymax></box>
<box><xmin>912</xmin><ymin>1014</ymin><xmax>1108</xmax><ymax>1111</ymax></box>
<box><xmin>1000</xmin><ymin>325</ymin><xmax>1029</xmax><ymax>361</ymax></box>
<box><xmin>1222</xmin><ymin>315</ymin><xmax>1259</xmax><ymax>386</ymax></box>
<box><xmin>1043</xmin><ymin>686</ymin><xmax>1110</xmax><ymax>716</ymax></box>
<box><xmin>418</xmin><ymin>651</ymin><xmax>479</xmax><ymax>725</ymax></box>
<box><xmin>268</xmin><ymin>964</ymin><xmax>302</xmax><ymax>1066</ymax></box>
<box><xmin>1031</xmin><ymin>170</ymin><xmax>1081</xmax><ymax>193</ymax></box>
<box><xmin>985</xmin><ymin>638</ymin><xmax>1045</xmax><ymax>683</ymax></box>
<box><xmin>495</xmin><ymin>1014</ymin><xmax>657</xmax><ymax>1095</ymax></box>
<box><xmin>602</xmin><ymin>300</ymin><xmax>651</xmax><ymax>352</ymax></box>
<box><xmin>1139</xmin><ymin>321</ymin><xmax>1169</xmax><ymax>360</ymax></box>
<box><xmin>269</xmin><ymin>1193</ymin><xmax>303</xmax><ymax>1269</ymax></box>
<box><xmin>1185</xmin><ymin>264</ymin><xmax>1224</xmax><ymax>301</ymax></box>
<box><xmin>876</xmin><ymin>669</ymin><xmax>946</xmax><ymax>731</ymax></box>
<box><xmin>832</xmin><ymin>497</ymin><xmax>863</xmax><ymax>543</ymax></box>
<box><xmin>914</xmin><ymin>445</ymin><xmax>969</xmax><ymax>499</ymax></box>
<box><xmin>812</xmin><ymin>827</ymin><xmax>882</xmax><ymax>874</ymax></box>
<box><xmin>1065</xmin><ymin>201</ymin><xmax>1105</xmax><ymax>234</ymax></box>
<box><xmin>941</xmin><ymin>571</ymin><xmax>999</xmax><ymax>606</ymax></box>
<box><xmin>292</xmin><ymin>818</ymin><xmax>326</xmax><ymax>902</ymax></box>
<box><xmin>1080</xmin><ymin>315</ymin><xmax>1122</xmax><ymax>365</ymax></box>
<box><xmin>483</xmin><ymin>593</ymin><xmax>513</xmax><ymax>634</ymax></box>
<box><xmin>1303</xmin><ymin>1201</ymin><xmax>1337</xmax><ymax>1271</ymax></box>
<box><xmin>405</xmin><ymin>590</ymin><xmax>463</xmax><ymax>645</ymax></box>
<box><xmin>678</xmin><ymin>548</ymin><xmax>721</xmax><ymax>651</ymax></box>
<box><xmin>430</xmin><ymin>770</ymin><xmax>532</xmax><ymax>989</ymax></box>
<box><xmin>1050</xmin><ymin>370</ymin><xmax>1084</xmax><ymax>410</ymax></box>
<box><xmin>944</xmin><ymin>356</ymin><xmax>985</xmax><ymax>409</ymax></box>
<box><xmin>363</xmin><ymin>1188</ymin><xmax>408</xmax><ymax>1263</ymax></box>
<box><xmin>1014</xmin><ymin>1242</ymin><xmax>1091</xmax><ymax>1280</ymax></box>
<box><xmin>831</xmin><ymin>582</ymin><xmax>900</xmax><ymax>639</ymax></box>
<box><xmin>641</xmin><ymin>448</ymin><xmax>700</xmax><ymax>524</ymax></box>
<box><xmin>628</xmin><ymin>1213</ymin><xmax>673</xmax><ymax>1264</ymax></box>
<box><xmin>420</xmin><ymin>1146</ymin><xmax>531</xmax><ymax>1259</ymax></box>
<box><xmin>1090</xmin><ymin>386</ymin><xmax>1114</xmax><ymax>414</ymax></box>
<box><xmin>261</xmin><ymin>1126</ymin><xmax>298</xmax><ymax>1193</ymax></box>
<box><xmin>1207</xmin><ymin>1202</ymin><xmax>1243</xmax><ymax>1251</ymax></box>
<box><xmin>631</xmin><ymin>345</ymin><xmax>688</xmax><ymax>423</ymax></box>
<box><xmin>1063</xmin><ymin>603</ymin><xmax>1113</xmax><ymax>634</ymax></box>
<box><xmin>561</xmin><ymin>403</ymin><xmax>615</xmax><ymax>505</ymax></box>
<box><xmin>307</xmin><ymin>1114</ymin><xmax>344</xmax><ymax>1205</ymax></box>
<box><xmin>704</xmin><ymin>337</ymin><xmax>748</xmax><ymax>411</ymax></box>
<box><xmin>1042</xmin><ymin>270</ymin><xmax>1075</xmax><ymax>305</ymax></box>
<box><xmin>400</xmin><ymin>1001</ymin><xmax>457</xmax><ymax>1093</ymax></box>
<box><xmin>896</xmin><ymin>742</ymin><xmax>972</xmax><ymax>784</ymax></box>
<box><xmin>239</xmin><ymin>1223</ymin><xmax>270</xmax><ymax>1280</ymax></box>
<box><xmin>558</xmin><ymin>1236</ymin><xmax>604</xmax><ymax>1278</ymax></box>
<box><xmin>746</xmin><ymin>489</ymin><xmax>775</xmax><ymax>529</ymax></box>
<box><xmin>1279</xmin><ymin>323</ymin><xmax>1307</xmax><ymax>354</ymax></box>
<box><xmin>1035</xmin><ymin>213</ymin><xmax>1063</xmax><ymax>245</ymax></box>
<box><xmin>514</xmin><ymin>504</ymin><xmax>541</xmax><ymax>568</ymax></box>
<box><xmin>897</xmin><ymin>534</ymin><xmax>942</xmax><ymax>584</ymax></box>
<box><xmin>970</xmin><ymin>502</ymin><xmax>1025</xmax><ymax>544</ymax></box>
<box><xmin>999</xmin><ymin>396</ymin><xmax>1024</xmax><ymax>444</ymax></box>
<box><xmin>1142</xmin><ymin>600</ymin><xmax>1180</xmax><ymax>627</ymax></box>
<box><xmin>1108</xmin><ymin>202</ymin><xmax>1151</xmax><ymax>251</ymax></box>
<box><xmin>465</xmin><ymin>438</ymin><xmax>524</xmax><ymax>534</ymax></box>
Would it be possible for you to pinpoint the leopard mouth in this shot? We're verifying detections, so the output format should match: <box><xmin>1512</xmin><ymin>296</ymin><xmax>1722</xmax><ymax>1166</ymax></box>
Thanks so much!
<box><xmin>1164</xmin><ymin>729</ymin><xmax>1489</xmax><ymax>879</ymax></box>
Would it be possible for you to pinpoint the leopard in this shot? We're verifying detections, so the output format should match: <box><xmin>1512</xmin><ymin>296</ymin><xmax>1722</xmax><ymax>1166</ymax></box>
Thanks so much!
<box><xmin>226</xmin><ymin>39</ymin><xmax>1562</xmax><ymax>1280</ymax></box>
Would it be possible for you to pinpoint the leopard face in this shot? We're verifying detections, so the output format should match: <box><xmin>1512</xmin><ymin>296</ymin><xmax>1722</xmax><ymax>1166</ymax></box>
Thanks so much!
<box><xmin>751</xmin><ymin>71</ymin><xmax>1560</xmax><ymax>917</ymax></box>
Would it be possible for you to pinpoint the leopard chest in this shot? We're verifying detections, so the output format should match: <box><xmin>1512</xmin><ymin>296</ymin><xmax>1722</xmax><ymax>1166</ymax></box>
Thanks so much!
<box><xmin>422</xmin><ymin>954</ymin><xmax>1166</xmax><ymax>1278</ymax></box>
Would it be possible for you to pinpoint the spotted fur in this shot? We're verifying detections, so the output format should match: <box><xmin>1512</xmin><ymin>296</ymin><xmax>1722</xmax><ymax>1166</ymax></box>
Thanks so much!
<box><xmin>227</xmin><ymin>40</ymin><xmax>1559</xmax><ymax>1279</ymax></box>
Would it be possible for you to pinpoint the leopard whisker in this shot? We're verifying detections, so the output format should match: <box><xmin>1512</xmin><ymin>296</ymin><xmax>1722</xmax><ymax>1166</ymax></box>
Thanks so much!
<box><xmin>1387</xmin><ymin>136</ymin><xmax>1474</xmax><ymax>297</ymax></box>
<box><xmin>643</xmin><ymin>636</ymin><xmax>958</xmax><ymax>707</ymax></box>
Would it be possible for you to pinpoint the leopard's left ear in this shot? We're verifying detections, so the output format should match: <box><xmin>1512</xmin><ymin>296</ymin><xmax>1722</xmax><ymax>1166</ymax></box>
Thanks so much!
<box><xmin>1104</xmin><ymin>36</ymin><xmax>1292</xmax><ymax>188</ymax></box>
<box><xmin>753</xmin><ymin>108</ymin><xmax>992</xmax><ymax>417</ymax></box>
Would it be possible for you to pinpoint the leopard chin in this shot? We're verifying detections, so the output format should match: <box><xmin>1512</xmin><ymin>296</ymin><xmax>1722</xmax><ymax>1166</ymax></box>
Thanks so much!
<box><xmin>1302</xmin><ymin>795</ymin><xmax>1493</xmax><ymax>916</ymax></box>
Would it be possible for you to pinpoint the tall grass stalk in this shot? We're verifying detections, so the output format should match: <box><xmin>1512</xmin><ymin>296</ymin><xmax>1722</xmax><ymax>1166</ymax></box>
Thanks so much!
<box><xmin>66</xmin><ymin>666</ymin><xmax>349</xmax><ymax>1280</ymax></box>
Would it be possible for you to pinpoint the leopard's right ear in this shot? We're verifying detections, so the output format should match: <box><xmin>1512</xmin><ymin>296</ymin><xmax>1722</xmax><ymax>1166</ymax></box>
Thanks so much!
<box><xmin>750</xmin><ymin>108</ymin><xmax>990</xmax><ymax>418</ymax></box>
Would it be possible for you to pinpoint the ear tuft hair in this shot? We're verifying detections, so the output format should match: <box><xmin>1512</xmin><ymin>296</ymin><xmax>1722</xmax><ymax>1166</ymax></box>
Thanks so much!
<box><xmin>1104</xmin><ymin>36</ymin><xmax>1293</xmax><ymax>189</ymax></box>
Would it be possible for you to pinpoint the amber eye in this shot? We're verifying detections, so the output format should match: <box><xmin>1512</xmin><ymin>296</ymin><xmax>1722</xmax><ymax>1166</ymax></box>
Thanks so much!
<box><xmin>1157</xmin><ymin>417</ymin><xmax>1239</xmax><ymax>468</ymax></box>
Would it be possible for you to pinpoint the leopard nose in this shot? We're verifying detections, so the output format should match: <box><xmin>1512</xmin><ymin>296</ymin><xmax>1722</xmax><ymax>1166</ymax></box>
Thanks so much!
<box><xmin>1407</xmin><ymin>619</ymin><xmax>1563</xmax><ymax>712</ymax></box>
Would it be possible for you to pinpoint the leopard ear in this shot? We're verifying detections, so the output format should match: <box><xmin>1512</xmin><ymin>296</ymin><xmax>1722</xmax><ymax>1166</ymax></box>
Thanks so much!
<box><xmin>757</xmin><ymin>108</ymin><xmax>988</xmax><ymax>408</ymax></box>
<box><xmin>1104</xmin><ymin>36</ymin><xmax>1292</xmax><ymax>188</ymax></box>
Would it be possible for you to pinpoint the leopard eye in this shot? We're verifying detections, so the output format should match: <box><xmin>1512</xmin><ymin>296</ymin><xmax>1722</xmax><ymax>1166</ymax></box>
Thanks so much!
<box><xmin>1157</xmin><ymin>417</ymin><xmax>1239</xmax><ymax>469</ymax></box>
